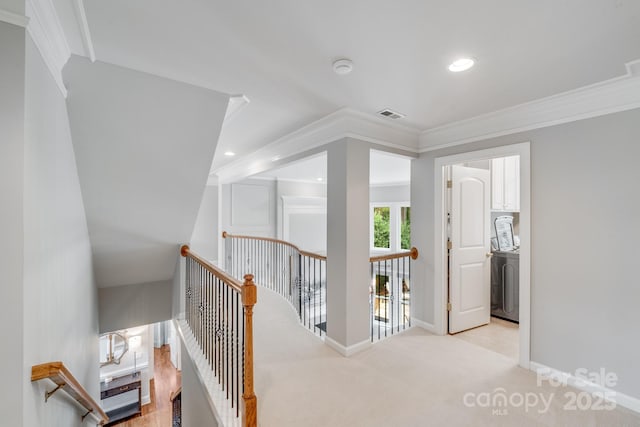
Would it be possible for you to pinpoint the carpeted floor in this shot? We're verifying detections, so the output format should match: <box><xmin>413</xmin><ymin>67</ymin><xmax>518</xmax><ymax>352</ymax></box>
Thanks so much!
<box><xmin>253</xmin><ymin>287</ymin><xmax>640</xmax><ymax>427</ymax></box>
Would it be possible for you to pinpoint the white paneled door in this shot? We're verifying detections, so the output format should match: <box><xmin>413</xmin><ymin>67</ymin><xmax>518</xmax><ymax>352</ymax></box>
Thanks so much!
<box><xmin>448</xmin><ymin>165</ymin><xmax>491</xmax><ymax>334</ymax></box>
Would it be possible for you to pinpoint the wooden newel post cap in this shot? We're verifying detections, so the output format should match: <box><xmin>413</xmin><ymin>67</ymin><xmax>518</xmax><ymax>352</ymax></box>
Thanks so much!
<box><xmin>180</xmin><ymin>245</ymin><xmax>190</xmax><ymax>257</ymax></box>
<box><xmin>242</xmin><ymin>274</ymin><xmax>257</xmax><ymax>306</ymax></box>
<box><xmin>410</xmin><ymin>247</ymin><xmax>419</xmax><ymax>260</ymax></box>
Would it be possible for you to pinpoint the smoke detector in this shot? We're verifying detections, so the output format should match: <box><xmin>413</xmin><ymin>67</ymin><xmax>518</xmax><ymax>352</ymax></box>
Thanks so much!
<box><xmin>377</xmin><ymin>109</ymin><xmax>405</xmax><ymax>120</ymax></box>
<box><xmin>333</xmin><ymin>59</ymin><xmax>353</xmax><ymax>75</ymax></box>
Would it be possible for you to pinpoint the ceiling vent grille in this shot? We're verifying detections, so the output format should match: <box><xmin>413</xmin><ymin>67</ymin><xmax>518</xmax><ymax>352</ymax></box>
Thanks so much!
<box><xmin>377</xmin><ymin>109</ymin><xmax>405</xmax><ymax>120</ymax></box>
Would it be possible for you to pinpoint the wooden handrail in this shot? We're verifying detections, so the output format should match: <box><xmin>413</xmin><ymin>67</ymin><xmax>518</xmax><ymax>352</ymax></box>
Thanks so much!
<box><xmin>169</xmin><ymin>386</ymin><xmax>182</xmax><ymax>402</ymax></box>
<box><xmin>222</xmin><ymin>231</ymin><xmax>327</xmax><ymax>260</ymax></box>
<box><xmin>181</xmin><ymin>244</ymin><xmax>243</xmax><ymax>293</ymax></box>
<box><xmin>369</xmin><ymin>247</ymin><xmax>419</xmax><ymax>263</ymax></box>
<box><xmin>31</xmin><ymin>361</ymin><xmax>109</xmax><ymax>425</ymax></box>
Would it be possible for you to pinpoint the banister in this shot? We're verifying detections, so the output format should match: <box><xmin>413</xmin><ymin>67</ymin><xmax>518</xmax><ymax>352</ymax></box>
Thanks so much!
<box><xmin>31</xmin><ymin>361</ymin><xmax>109</xmax><ymax>425</ymax></box>
<box><xmin>241</xmin><ymin>274</ymin><xmax>258</xmax><ymax>427</ymax></box>
<box><xmin>181</xmin><ymin>244</ymin><xmax>243</xmax><ymax>292</ymax></box>
<box><xmin>369</xmin><ymin>247</ymin><xmax>419</xmax><ymax>263</ymax></box>
<box><xmin>222</xmin><ymin>231</ymin><xmax>327</xmax><ymax>261</ymax></box>
<box><xmin>170</xmin><ymin>386</ymin><xmax>182</xmax><ymax>402</ymax></box>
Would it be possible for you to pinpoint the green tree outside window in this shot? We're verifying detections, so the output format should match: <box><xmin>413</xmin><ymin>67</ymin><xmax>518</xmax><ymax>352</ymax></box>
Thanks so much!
<box><xmin>373</xmin><ymin>207</ymin><xmax>390</xmax><ymax>248</ymax></box>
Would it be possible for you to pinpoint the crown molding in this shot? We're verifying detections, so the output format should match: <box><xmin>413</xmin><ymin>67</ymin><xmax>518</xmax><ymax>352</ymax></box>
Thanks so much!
<box><xmin>420</xmin><ymin>59</ymin><xmax>640</xmax><ymax>152</ymax></box>
<box><xmin>213</xmin><ymin>108</ymin><xmax>420</xmax><ymax>183</ymax></box>
<box><xmin>73</xmin><ymin>0</ymin><xmax>96</xmax><ymax>62</ymax></box>
<box><xmin>0</xmin><ymin>8</ymin><xmax>29</xmax><ymax>27</ymax></box>
<box><xmin>25</xmin><ymin>0</ymin><xmax>71</xmax><ymax>97</ymax></box>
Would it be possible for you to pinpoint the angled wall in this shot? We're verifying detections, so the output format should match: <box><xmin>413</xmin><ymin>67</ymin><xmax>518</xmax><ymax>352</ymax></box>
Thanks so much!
<box><xmin>64</xmin><ymin>56</ymin><xmax>229</xmax><ymax>289</ymax></box>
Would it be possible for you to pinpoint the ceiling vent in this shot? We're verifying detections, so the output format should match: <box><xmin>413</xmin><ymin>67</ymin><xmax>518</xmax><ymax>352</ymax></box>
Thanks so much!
<box><xmin>377</xmin><ymin>109</ymin><xmax>405</xmax><ymax>120</ymax></box>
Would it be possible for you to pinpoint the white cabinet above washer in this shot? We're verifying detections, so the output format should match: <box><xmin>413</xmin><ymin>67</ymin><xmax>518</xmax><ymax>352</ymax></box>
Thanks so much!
<box><xmin>491</xmin><ymin>156</ymin><xmax>520</xmax><ymax>212</ymax></box>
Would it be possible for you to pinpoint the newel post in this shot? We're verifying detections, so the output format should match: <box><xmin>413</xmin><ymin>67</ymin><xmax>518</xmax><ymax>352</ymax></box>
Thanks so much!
<box><xmin>241</xmin><ymin>274</ymin><xmax>258</xmax><ymax>427</ymax></box>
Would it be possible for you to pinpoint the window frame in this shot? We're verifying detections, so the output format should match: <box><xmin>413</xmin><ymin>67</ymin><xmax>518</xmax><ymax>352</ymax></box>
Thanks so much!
<box><xmin>370</xmin><ymin>202</ymin><xmax>410</xmax><ymax>253</ymax></box>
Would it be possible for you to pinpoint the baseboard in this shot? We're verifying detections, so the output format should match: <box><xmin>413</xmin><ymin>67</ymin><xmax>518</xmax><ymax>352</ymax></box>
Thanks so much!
<box><xmin>411</xmin><ymin>318</ymin><xmax>438</xmax><ymax>334</ymax></box>
<box><xmin>325</xmin><ymin>336</ymin><xmax>371</xmax><ymax>357</ymax></box>
<box><xmin>530</xmin><ymin>361</ymin><xmax>640</xmax><ymax>414</ymax></box>
<box><xmin>141</xmin><ymin>393</ymin><xmax>151</xmax><ymax>405</ymax></box>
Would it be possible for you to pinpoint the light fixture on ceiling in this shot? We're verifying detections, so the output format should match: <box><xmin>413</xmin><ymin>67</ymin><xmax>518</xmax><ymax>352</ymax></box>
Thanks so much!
<box><xmin>333</xmin><ymin>58</ymin><xmax>353</xmax><ymax>75</ymax></box>
<box><xmin>448</xmin><ymin>57</ymin><xmax>475</xmax><ymax>72</ymax></box>
<box><xmin>224</xmin><ymin>151</ymin><xmax>236</xmax><ymax>157</ymax></box>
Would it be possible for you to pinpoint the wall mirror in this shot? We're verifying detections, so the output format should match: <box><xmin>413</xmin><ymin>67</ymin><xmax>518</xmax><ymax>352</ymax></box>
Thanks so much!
<box><xmin>99</xmin><ymin>332</ymin><xmax>128</xmax><ymax>366</ymax></box>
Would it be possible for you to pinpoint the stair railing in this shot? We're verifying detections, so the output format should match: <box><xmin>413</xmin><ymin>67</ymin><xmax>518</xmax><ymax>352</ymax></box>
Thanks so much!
<box><xmin>223</xmin><ymin>232</ymin><xmax>327</xmax><ymax>337</ymax></box>
<box><xmin>370</xmin><ymin>247</ymin><xmax>419</xmax><ymax>341</ymax></box>
<box><xmin>180</xmin><ymin>245</ymin><xmax>257</xmax><ymax>427</ymax></box>
<box><xmin>31</xmin><ymin>361</ymin><xmax>109</xmax><ymax>425</ymax></box>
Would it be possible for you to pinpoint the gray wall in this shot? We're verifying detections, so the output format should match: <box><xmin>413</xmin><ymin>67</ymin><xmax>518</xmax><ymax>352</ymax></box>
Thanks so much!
<box><xmin>0</xmin><ymin>21</ymin><xmax>26</xmax><ymax>427</ymax></box>
<box><xmin>411</xmin><ymin>108</ymin><xmax>640</xmax><ymax>399</ymax></box>
<box><xmin>190</xmin><ymin>185</ymin><xmax>219</xmax><ymax>262</ymax></box>
<box><xmin>22</xmin><ymin>35</ymin><xmax>100</xmax><ymax>426</ymax></box>
<box><xmin>99</xmin><ymin>279</ymin><xmax>173</xmax><ymax>333</ymax></box>
<box><xmin>181</xmin><ymin>342</ymin><xmax>219</xmax><ymax>427</ymax></box>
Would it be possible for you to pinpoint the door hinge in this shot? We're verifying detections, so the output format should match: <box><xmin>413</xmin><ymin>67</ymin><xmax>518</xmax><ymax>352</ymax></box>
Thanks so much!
<box><xmin>447</xmin><ymin>241</ymin><xmax>452</xmax><ymax>250</ymax></box>
<box><xmin>447</xmin><ymin>180</ymin><xmax>452</xmax><ymax>189</ymax></box>
<box><xmin>447</xmin><ymin>302</ymin><xmax>452</xmax><ymax>311</ymax></box>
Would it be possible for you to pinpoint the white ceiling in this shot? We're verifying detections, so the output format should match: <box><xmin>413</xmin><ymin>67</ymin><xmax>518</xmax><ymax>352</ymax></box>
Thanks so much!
<box><xmin>257</xmin><ymin>150</ymin><xmax>410</xmax><ymax>185</ymax></box>
<box><xmin>56</xmin><ymin>0</ymin><xmax>640</xmax><ymax>174</ymax></box>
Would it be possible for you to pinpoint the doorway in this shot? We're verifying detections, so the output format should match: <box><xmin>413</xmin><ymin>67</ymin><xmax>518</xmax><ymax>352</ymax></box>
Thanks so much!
<box><xmin>433</xmin><ymin>142</ymin><xmax>531</xmax><ymax>369</ymax></box>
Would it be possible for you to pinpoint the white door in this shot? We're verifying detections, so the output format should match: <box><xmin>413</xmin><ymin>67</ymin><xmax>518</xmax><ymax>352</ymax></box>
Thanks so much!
<box><xmin>449</xmin><ymin>165</ymin><xmax>491</xmax><ymax>334</ymax></box>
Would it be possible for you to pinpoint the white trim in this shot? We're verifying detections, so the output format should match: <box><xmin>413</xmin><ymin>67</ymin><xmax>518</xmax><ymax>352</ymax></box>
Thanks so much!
<box><xmin>73</xmin><ymin>0</ymin><xmax>96</xmax><ymax>62</ymax></box>
<box><xmin>0</xmin><ymin>8</ymin><xmax>29</xmax><ymax>27</ymax></box>
<box><xmin>530</xmin><ymin>361</ymin><xmax>640</xmax><ymax>414</ymax></box>
<box><xmin>325</xmin><ymin>336</ymin><xmax>371</xmax><ymax>357</ymax></box>
<box><xmin>214</xmin><ymin>108</ymin><xmax>420</xmax><ymax>183</ymax></box>
<box><xmin>25</xmin><ymin>0</ymin><xmax>70</xmax><ymax>97</ymax></box>
<box><xmin>433</xmin><ymin>142</ymin><xmax>531</xmax><ymax>369</ymax></box>
<box><xmin>410</xmin><ymin>318</ymin><xmax>437</xmax><ymax>334</ymax></box>
<box><xmin>420</xmin><ymin>59</ymin><xmax>640</xmax><ymax>151</ymax></box>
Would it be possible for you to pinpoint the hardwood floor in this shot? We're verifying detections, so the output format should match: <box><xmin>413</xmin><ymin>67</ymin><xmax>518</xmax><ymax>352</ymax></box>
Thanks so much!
<box><xmin>112</xmin><ymin>345</ymin><xmax>181</xmax><ymax>427</ymax></box>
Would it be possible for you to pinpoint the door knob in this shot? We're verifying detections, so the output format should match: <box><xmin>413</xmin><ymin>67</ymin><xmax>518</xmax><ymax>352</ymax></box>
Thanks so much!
<box><xmin>486</xmin><ymin>252</ymin><xmax>493</xmax><ymax>258</ymax></box>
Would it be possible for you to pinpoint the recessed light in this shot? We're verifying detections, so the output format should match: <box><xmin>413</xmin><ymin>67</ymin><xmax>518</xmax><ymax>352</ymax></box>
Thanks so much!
<box><xmin>448</xmin><ymin>57</ymin><xmax>475</xmax><ymax>72</ymax></box>
<box><xmin>333</xmin><ymin>58</ymin><xmax>353</xmax><ymax>75</ymax></box>
<box><xmin>317</xmin><ymin>177</ymin><xmax>323</xmax><ymax>182</ymax></box>
<box><xmin>224</xmin><ymin>151</ymin><xmax>235</xmax><ymax>157</ymax></box>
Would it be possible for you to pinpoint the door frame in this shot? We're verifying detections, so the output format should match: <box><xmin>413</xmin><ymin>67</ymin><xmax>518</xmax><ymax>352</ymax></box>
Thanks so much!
<box><xmin>433</xmin><ymin>142</ymin><xmax>531</xmax><ymax>369</ymax></box>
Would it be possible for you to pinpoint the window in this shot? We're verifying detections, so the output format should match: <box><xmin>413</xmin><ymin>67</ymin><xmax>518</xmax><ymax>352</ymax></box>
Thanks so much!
<box><xmin>370</xmin><ymin>203</ymin><xmax>410</xmax><ymax>251</ymax></box>
<box><xmin>400</xmin><ymin>206</ymin><xmax>411</xmax><ymax>250</ymax></box>
<box><xmin>373</xmin><ymin>206</ymin><xmax>390</xmax><ymax>249</ymax></box>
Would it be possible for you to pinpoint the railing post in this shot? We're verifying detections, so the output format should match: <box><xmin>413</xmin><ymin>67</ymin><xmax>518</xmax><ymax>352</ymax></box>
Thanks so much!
<box><xmin>241</xmin><ymin>274</ymin><xmax>258</xmax><ymax>427</ymax></box>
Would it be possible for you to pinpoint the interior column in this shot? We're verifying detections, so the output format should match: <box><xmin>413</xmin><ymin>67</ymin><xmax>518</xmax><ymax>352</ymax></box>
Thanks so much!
<box><xmin>325</xmin><ymin>138</ymin><xmax>370</xmax><ymax>355</ymax></box>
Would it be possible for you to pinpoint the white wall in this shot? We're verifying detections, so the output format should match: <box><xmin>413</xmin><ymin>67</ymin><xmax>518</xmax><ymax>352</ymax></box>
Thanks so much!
<box><xmin>0</xmin><ymin>21</ymin><xmax>26</xmax><ymax>427</ymax></box>
<box><xmin>64</xmin><ymin>55</ymin><xmax>229</xmax><ymax>289</ymax></box>
<box><xmin>220</xmin><ymin>178</ymin><xmax>277</xmax><ymax>237</ymax></box>
<box><xmin>276</xmin><ymin>180</ymin><xmax>326</xmax><ymax>239</ymax></box>
<box><xmin>181</xmin><ymin>342</ymin><xmax>219</xmax><ymax>427</ymax></box>
<box><xmin>370</xmin><ymin>184</ymin><xmax>410</xmax><ymax>203</ymax></box>
<box><xmin>411</xmin><ymin>108</ymin><xmax>640</xmax><ymax>399</ymax></box>
<box><xmin>21</xmin><ymin>36</ymin><xmax>100</xmax><ymax>426</ymax></box>
<box><xmin>190</xmin><ymin>185</ymin><xmax>219</xmax><ymax>262</ymax></box>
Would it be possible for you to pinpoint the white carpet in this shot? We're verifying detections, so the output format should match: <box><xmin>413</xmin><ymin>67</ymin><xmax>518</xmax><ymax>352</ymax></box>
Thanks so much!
<box><xmin>253</xmin><ymin>287</ymin><xmax>640</xmax><ymax>427</ymax></box>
